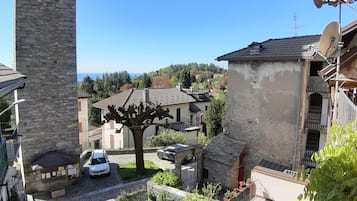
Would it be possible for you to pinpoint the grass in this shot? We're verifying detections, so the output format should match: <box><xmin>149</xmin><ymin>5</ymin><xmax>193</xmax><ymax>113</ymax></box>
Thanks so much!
<box><xmin>117</xmin><ymin>160</ymin><xmax>161</xmax><ymax>182</ymax></box>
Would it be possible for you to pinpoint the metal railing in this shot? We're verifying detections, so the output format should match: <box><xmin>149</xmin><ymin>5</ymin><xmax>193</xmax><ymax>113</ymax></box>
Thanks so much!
<box><xmin>0</xmin><ymin>140</ymin><xmax>8</xmax><ymax>183</ymax></box>
<box><xmin>302</xmin><ymin>150</ymin><xmax>316</xmax><ymax>167</ymax></box>
<box><xmin>306</xmin><ymin>77</ymin><xmax>330</xmax><ymax>92</ymax></box>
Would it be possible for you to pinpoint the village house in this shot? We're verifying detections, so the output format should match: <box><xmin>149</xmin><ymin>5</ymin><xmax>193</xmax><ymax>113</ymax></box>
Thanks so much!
<box><xmin>210</xmin><ymin>20</ymin><xmax>356</xmax><ymax>200</ymax></box>
<box><xmin>77</xmin><ymin>90</ymin><xmax>91</xmax><ymax>152</ymax></box>
<box><xmin>77</xmin><ymin>90</ymin><xmax>102</xmax><ymax>151</ymax></box>
<box><xmin>216</xmin><ymin>34</ymin><xmax>329</xmax><ymax>179</ymax></box>
<box><xmin>0</xmin><ymin>63</ymin><xmax>26</xmax><ymax>201</ymax></box>
<box><xmin>93</xmin><ymin>87</ymin><xmax>210</xmax><ymax>149</ymax></box>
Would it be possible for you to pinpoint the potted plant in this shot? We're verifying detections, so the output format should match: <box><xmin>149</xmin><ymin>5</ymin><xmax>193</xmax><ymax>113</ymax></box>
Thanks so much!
<box><xmin>246</xmin><ymin>178</ymin><xmax>253</xmax><ymax>187</ymax></box>
<box><xmin>224</xmin><ymin>190</ymin><xmax>234</xmax><ymax>201</ymax></box>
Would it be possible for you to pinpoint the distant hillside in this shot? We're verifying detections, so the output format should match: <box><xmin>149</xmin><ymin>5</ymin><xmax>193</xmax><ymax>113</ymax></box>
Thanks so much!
<box><xmin>132</xmin><ymin>63</ymin><xmax>226</xmax><ymax>89</ymax></box>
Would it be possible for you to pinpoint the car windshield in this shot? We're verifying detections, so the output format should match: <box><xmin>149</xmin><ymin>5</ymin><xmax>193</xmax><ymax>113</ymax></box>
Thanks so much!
<box><xmin>91</xmin><ymin>157</ymin><xmax>107</xmax><ymax>165</ymax></box>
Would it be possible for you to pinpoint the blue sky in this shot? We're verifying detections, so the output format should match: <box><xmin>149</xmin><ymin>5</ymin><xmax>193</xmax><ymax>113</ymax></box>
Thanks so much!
<box><xmin>0</xmin><ymin>1</ymin><xmax>356</xmax><ymax>73</ymax></box>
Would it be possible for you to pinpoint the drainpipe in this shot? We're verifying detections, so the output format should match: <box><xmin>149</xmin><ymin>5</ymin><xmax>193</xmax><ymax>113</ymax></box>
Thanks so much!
<box><xmin>292</xmin><ymin>59</ymin><xmax>303</xmax><ymax>170</ymax></box>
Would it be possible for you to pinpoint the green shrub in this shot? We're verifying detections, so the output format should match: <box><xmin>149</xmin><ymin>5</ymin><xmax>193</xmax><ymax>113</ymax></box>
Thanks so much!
<box><xmin>184</xmin><ymin>193</ymin><xmax>219</xmax><ymax>201</ymax></box>
<box><xmin>146</xmin><ymin>129</ymin><xmax>186</xmax><ymax>147</ymax></box>
<box><xmin>116</xmin><ymin>190</ymin><xmax>146</xmax><ymax>201</ymax></box>
<box><xmin>224</xmin><ymin>190</ymin><xmax>234</xmax><ymax>199</ymax></box>
<box><xmin>151</xmin><ymin>171</ymin><xmax>182</xmax><ymax>189</ymax></box>
<box><xmin>201</xmin><ymin>182</ymin><xmax>222</xmax><ymax>199</ymax></box>
<box><xmin>196</xmin><ymin>132</ymin><xmax>211</xmax><ymax>145</ymax></box>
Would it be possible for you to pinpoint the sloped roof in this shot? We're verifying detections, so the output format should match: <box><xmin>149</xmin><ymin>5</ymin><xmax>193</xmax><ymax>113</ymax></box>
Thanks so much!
<box><xmin>92</xmin><ymin>88</ymin><xmax>133</xmax><ymax>110</ymax></box>
<box><xmin>259</xmin><ymin>159</ymin><xmax>290</xmax><ymax>172</ymax></box>
<box><xmin>0</xmin><ymin>63</ymin><xmax>26</xmax><ymax>97</ymax></box>
<box><xmin>31</xmin><ymin>151</ymin><xmax>77</xmax><ymax>170</ymax></box>
<box><xmin>93</xmin><ymin>88</ymin><xmax>196</xmax><ymax>111</ymax></box>
<box><xmin>217</xmin><ymin>35</ymin><xmax>320</xmax><ymax>61</ymax></box>
<box><xmin>203</xmin><ymin>133</ymin><xmax>246</xmax><ymax>166</ymax></box>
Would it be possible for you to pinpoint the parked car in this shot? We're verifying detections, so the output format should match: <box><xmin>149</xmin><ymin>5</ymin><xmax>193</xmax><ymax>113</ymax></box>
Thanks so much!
<box><xmin>88</xmin><ymin>149</ymin><xmax>111</xmax><ymax>177</ymax></box>
<box><xmin>156</xmin><ymin>144</ymin><xmax>194</xmax><ymax>164</ymax></box>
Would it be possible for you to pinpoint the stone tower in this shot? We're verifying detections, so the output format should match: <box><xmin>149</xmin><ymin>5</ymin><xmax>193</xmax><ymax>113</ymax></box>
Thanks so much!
<box><xmin>15</xmin><ymin>0</ymin><xmax>80</xmax><ymax>193</ymax></box>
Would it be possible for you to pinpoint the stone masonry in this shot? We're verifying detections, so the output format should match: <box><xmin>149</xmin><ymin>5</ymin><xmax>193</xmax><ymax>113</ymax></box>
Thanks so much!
<box><xmin>15</xmin><ymin>0</ymin><xmax>79</xmax><ymax>193</ymax></box>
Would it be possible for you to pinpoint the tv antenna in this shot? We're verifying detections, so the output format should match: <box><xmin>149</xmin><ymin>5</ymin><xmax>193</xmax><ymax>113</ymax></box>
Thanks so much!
<box><xmin>293</xmin><ymin>13</ymin><xmax>303</xmax><ymax>36</ymax></box>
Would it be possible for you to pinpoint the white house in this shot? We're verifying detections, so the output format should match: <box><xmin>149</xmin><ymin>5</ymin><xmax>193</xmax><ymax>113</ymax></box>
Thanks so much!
<box><xmin>93</xmin><ymin>87</ymin><xmax>210</xmax><ymax>149</ymax></box>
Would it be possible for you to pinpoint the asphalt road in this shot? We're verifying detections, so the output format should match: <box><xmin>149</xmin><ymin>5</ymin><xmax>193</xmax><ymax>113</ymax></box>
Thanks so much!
<box><xmin>34</xmin><ymin>152</ymin><xmax>175</xmax><ymax>201</ymax></box>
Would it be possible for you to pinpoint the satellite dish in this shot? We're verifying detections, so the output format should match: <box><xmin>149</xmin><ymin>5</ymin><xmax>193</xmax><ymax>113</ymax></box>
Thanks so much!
<box><xmin>313</xmin><ymin>0</ymin><xmax>355</xmax><ymax>8</ymax></box>
<box><xmin>319</xmin><ymin>21</ymin><xmax>339</xmax><ymax>59</ymax></box>
<box><xmin>313</xmin><ymin>0</ymin><xmax>325</xmax><ymax>8</ymax></box>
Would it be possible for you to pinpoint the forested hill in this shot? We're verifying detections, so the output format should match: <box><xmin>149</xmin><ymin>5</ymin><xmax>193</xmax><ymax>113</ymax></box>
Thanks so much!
<box><xmin>132</xmin><ymin>63</ymin><xmax>226</xmax><ymax>89</ymax></box>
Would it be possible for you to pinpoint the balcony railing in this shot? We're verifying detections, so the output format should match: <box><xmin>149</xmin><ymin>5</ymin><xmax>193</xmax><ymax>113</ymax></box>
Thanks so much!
<box><xmin>306</xmin><ymin>77</ymin><xmax>330</xmax><ymax>92</ymax></box>
<box><xmin>0</xmin><ymin>140</ymin><xmax>8</xmax><ymax>183</ymax></box>
<box><xmin>305</xmin><ymin>106</ymin><xmax>327</xmax><ymax>130</ymax></box>
<box><xmin>302</xmin><ymin>150</ymin><xmax>316</xmax><ymax>168</ymax></box>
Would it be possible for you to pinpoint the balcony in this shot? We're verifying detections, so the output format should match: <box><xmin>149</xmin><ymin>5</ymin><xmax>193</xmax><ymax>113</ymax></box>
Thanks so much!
<box><xmin>306</xmin><ymin>77</ymin><xmax>330</xmax><ymax>93</ymax></box>
<box><xmin>305</xmin><ymin>106</ymin><xmax>327</xmax><ymax>130</ymax></box>
<box><xmin>302</xmin><ymin>150</ymin><xmax>316</xmax><ymax>168</ymax></box>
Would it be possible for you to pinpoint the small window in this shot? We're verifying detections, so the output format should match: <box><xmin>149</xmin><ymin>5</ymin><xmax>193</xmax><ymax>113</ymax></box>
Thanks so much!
<box><xmin>202</xmin><ymin>168</ymin><xmax>208</xmax><ymax>179</ymax></box>
<box><xmin>78</xmin><ymin>122</ymin><xmax>83</xmax><ymax>133</ymax></box>
<box><xmin>78</xmin><ymin>100</ymin><xmax>82</xmax><ymax>112</ymax></box>
<box><xmin>176</xmin><ymin>108</ymin><xmax>181</xmax><ymax>122</ymax></box>
<box><xmin>110</xmin><ymin>120</ymin><xmax>114</xmax><ymax>129</ymax></box>
<box><xmin>310</xmin><ymin>61</ymin><xmax>323</xmax><ymax>76</ymax></box>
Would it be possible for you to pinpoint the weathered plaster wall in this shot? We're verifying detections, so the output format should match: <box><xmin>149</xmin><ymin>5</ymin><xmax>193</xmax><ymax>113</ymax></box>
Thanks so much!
<box><xmin>226</xmin><ymin>61</ymin><xmax>302</xmax><ymax>176</ymax></box>
<box><xmin>15</xmin><ymin>0</ymin><xmax>79</xmax><ymax>193</ymax></box>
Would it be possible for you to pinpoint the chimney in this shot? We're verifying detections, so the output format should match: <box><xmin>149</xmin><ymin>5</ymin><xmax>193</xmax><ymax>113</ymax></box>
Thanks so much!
<box><xmin>176</xmin><ymin>83</ymin><xmax>182</xmax><ymax>91</ymax></box>
<box><xmin>143</xmin><ymin>88</ymin><xmax>149</xmax><ymax>103</ymax></box>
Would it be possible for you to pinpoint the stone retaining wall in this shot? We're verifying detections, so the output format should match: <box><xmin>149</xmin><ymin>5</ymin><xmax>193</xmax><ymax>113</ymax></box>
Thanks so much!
<box><xmin>147</xmin><ymin>180</ymin><xmax>186</xmax><ymax>201</ymax></box>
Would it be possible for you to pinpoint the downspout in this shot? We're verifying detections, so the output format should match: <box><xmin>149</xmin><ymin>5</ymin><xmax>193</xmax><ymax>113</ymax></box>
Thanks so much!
<box><xmin>292</xmin><ymin>59</ymin><xmax>303</xmax><ymax>170</ymax></box>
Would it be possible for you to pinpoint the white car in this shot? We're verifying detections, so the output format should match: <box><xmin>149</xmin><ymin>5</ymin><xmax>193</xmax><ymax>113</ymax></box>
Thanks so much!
<box><xmin>88</xmin><ymin>149</ymin><xmax>111</xmax><ymax>177</ymax></box>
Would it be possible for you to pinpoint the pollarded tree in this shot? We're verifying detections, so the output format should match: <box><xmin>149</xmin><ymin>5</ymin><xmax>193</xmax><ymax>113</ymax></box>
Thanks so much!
<box><xmin>299</xmin><ymin>122</ymin><xmax>357</xmax><ymax>201</ymax></box>
<box><xmin>104</xmin><ymin>102</ymin><xmax>173</xmax><ymax>174</ymax></box>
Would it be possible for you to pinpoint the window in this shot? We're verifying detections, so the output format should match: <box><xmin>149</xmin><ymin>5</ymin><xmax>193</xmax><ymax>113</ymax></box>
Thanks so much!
<box><xmin>306</xmin><ymin>130</ymin><xmax>320</xmax><ymax>152</ymax></box>
<box><xmin>310</xmin><ymin>61</ymin><xmax>323</xmax><ymax>76</ymax></box>
<box><xmin>110</xmin><ymin>120</ymin><xmax>114</xmax><ymax>129</ymax></box>
<box><xmin>190</xmin><ymin>114</ymin><xmax>193</xmax><ymax>125</ymax></box>
<box><xmin>176</xmin><ymin>108</ymin><xmax>181</xmax><ymax>122</ymax></box>
<box><xmin>202</xmin><ymin>168</ymin><xmax>208</xmax><ymax>179</ymax></box>
<box><xmin>78</xmin><ymin>100</ymin><xmax>81</xmax><ymax>112</ymax></box>
<box><xmin>78</xmin><ymin>122</ymin><xmax>83</xmax><ymax>133</ymax></box>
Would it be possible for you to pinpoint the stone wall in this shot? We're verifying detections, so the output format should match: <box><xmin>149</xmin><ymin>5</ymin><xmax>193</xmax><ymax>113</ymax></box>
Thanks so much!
<box><xmin>147</xmin><ymin>181</ymin><xmax>186</xmax><ymax>201</ymax></box>
<box><xmin>15</xmin><ymin>0</ymin><xmax>79</xmax><ymax>193</ymax></box>
<box><xmin>226</xmin><ymin>61</ymin><xmax>303</xmax><ymax>177</ymax></box>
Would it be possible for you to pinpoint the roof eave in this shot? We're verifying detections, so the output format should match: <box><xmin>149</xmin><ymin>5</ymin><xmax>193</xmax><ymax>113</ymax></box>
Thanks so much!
<box><xmin>0</xmin><ymin>78</ymin><xmax>26</xmax><ymax>98</ymax></box>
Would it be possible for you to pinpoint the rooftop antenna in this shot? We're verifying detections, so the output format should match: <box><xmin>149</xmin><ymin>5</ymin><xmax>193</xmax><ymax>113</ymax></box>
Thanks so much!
<box><xmin>293</xmin><ymin>13</ymin><xmax>303</xmax><ymax>36</ymax></box>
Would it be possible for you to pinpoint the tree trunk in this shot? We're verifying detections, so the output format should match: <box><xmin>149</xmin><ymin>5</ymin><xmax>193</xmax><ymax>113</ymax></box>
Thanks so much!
<box><xmin>133</xmin><ymin>128</ymin><xmax>145</xmax><ymax>174</ymax></box>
